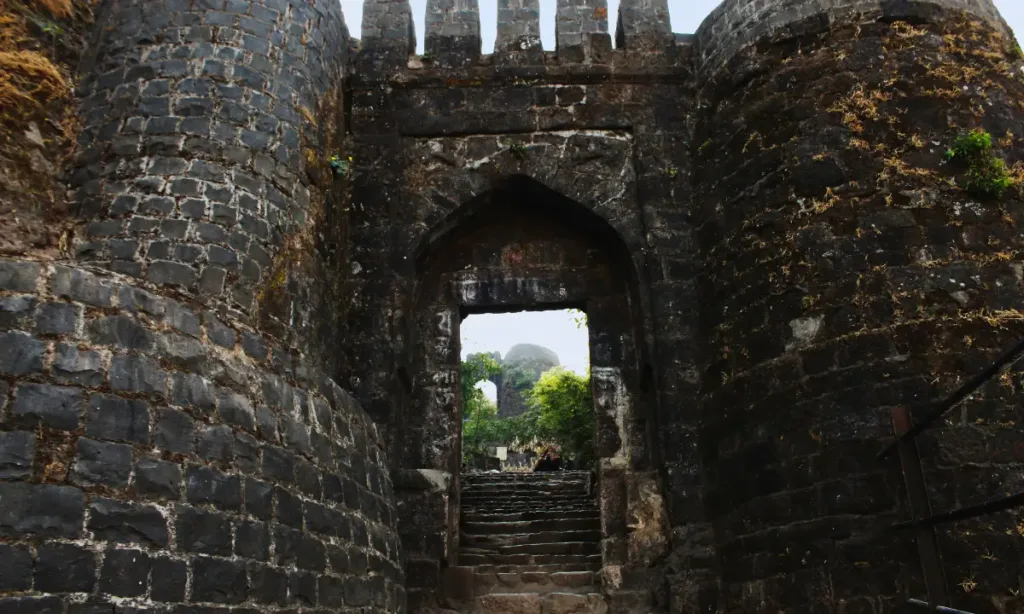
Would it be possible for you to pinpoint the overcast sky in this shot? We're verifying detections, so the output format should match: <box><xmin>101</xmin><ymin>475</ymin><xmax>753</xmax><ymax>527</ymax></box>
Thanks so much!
<box><xmin>341</xmin><ymin>0</ymin><xmax>1022</xmax><ymax>53</ymax></box>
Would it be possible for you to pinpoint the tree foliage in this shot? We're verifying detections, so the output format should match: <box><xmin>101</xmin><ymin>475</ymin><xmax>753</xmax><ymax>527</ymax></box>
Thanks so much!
<box><xmin>460</xmin><ymin>354</ymin><xmax>595</xmax><ymax>468</ymax></box>
<box><xmin>526</xmin><ymin>366</ymin><xmax>595</xmax><ymax>466</ymax></box>
<box><xmin>461</xmin><ymin>353</ymin><xmax>501</xmax><ymax>461</ymax></box>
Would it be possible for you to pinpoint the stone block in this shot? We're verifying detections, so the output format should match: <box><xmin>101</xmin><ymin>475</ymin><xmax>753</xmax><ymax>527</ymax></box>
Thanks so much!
<box><xmin>35</xmin><ymin>543</ymin><xmax>96</xmax><ymax>592</ymax></box>
<box><xmin>0</xmin><ymin>544</ymin><xmax>32</xmax><ymax>590</ymax></box>
<box><xmin>87</xmin><ymin>314</ymin><xmax>154</xmax><ymax>350</ymax></box>
<box><xmin>87</xmin><ymin>497</ymin><xmax>168</xmax><ymax>546</ymax></box>
<box><xmin>156</xmin><ymin>408</ymin><xmax>196</xmax><ymax>454</ymax></box>
<box><xmin>99</xmin><ymin>549</ymin><xmax>150</xmax><ymax>597</ymax></box>
<box><xmin>0</xmin><ymin>260</ymin><xmax>40</xmax><ymax>292</ymax></box>
<box><xmin>192</xmin><ymin>556</ymin><xmax>247</xmax><ymax>603</ymax></box>
<box><xmin>150</xmin><ymin>557</ymin><xmax>187</xmax><ymax>601</ymax></box>
<box><xmin>53</xmin><ymin>345</ymin><xmax>105</xmax><ymax>386</ymax></box>
<box><xmin>245</xmin><ymin>478</ymin><xmax>273</xmax><ymax>520</ymax></box>
<box><xmin>134</xmin><ymin>457</ymin><xmax>182</xmax><ymax>499</ymax></box>
<box><xmin>110</xmin><ymin>354</ymin><xmax>167</xmax><ymax>397</ymax></box>
<box><xmin>10</xmin><ymin>383</ymin><xmax>84</xmax><ymax>430</ymax></box>
<box><xmin>70</xmin><ymin>438</ymin><xmax>132</xmax><ymax>488</ymax></box>
<box><xmin>250</xmin><ymin>562</ymin><xmax>289</xmax><ymax>605</ymax></box>
<box><xmin>86</xmin><ymin>393</ymin><xmax>150</xmax><ymax>443</ymax></box>
<box><xmin>0</xmin><ymin>331</ymin><xmax>46</xmax><ymax>376</ymax></box>
<box><xmin>177</xmin><ymin>506</ymin><xmax>232</xmax><ymax>555</ymax></box>
<box><xmin>0</xmin><ymin>596</ymin><xmax>63</xmax><ymax>614</ymax></box>
<box><xmin>0</xmin><ymin>431</ymin><xmax>34</xmax><ymax>479</ymax></box>
<box><xmin>35</xmin><ymin>301</ymin><xmax>82</xmax><ymax>335</ymax></box>
<box><xmin>185</xmin><ymin>465</ymin><xmax>241</xmax><ymax>510</ymax></box>
<box><xmin>236</xmin><ymin>519</ymin><xmax>270</xmax><ymax>561</ymax></box>
<box><xmin>51</xmin><ymin>266</ymin><xmax>114</xmax><ymax>307</ymax></box>
<box><xmin>0</xmin><ymin>482</ymin><xmax>84</xmax><ymax>538</ymax></box>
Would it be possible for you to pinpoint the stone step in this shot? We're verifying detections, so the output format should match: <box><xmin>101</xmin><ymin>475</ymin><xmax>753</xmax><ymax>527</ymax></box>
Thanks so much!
<box><xmin>462</xmin><ymin>508</ymin><xmax>596</xmax><ymax>516</ymax></box>
<box><xmin>464</xmin><ymin>540</ymin><xmax>598</xmax><ymax>556</ymax></box>
<box><xmin>463</xmin><ymin>487</ymin><xmax>589</xmax><ymax>497</ymax></box>
<box><xmin>463</xmin><ymin>510</ymin><xmax>599</xmax><ymax>523</ymax></box>
<box><xmin>461</xmin><ymin>493</ymin><xmax>593</xmax><ymax>503</ymax></box>
<box><xmin>458</xmin><ymin>552</ymin><xmax>603</xmax><ymax>567</ymax></box>
<box><xmin>461</xmin><ymin>517</ymin><xmax>600</xmax><ymax>535</ymax></box>
<box><xmin>462</xmin><ymin>530</ymin><xmax>602</xmax><ymax>549</ymax></box>
<box><xmin>468</xmin><ymin>563</ymin><xmax>601</xmax><ymax>574</ymax></box>
<box><xmin>471</xmin><ymin>591</ymin><xmax>608</xmax><ymax>614</ymax></box>
<box><xmin>472</xmin><ymin>570</ymin><xmax>598</xmax><ymax>596</ymax></box>
<box><xmin>463</xmin><ymin>471</ymin><xmax>591</xmax><ymax>481</ymax></box>
<box><xmin>462</xmin><ymin>502</ymin><xmax>594</xmax><ymax>510</ymax></box>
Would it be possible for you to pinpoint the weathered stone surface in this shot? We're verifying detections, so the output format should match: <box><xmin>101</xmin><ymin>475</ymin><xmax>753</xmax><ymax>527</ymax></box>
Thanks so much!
<box><xmin>2</xmin><ymin>0</ymin><xmax>1023</xmax><ymax>611</ymax></box>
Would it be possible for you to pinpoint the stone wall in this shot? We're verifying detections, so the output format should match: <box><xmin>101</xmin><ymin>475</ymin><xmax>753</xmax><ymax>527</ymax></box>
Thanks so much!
<box><xmin>0</xmin><ymin>260</ymin><xmax>404</xmax><ymax>612</ymax></box>
<box><xmin>3</xmin><ymin>0</ymin><xmax>1024</xmax><ymax>611</ymax></box>
<box><xmin>71</xmin><ymin>0</ymin><xmax>347</xmax><ymax>324</ymax></box>
<box><xmin>692</xmin><ymin>0</ymin><xmax>1024</xmax><ymax>611</ymax></box>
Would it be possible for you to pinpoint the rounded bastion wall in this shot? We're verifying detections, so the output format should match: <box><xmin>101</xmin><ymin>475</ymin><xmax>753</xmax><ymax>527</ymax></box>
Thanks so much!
<box><xmin>691</xmin><ymin>0</ymin><xmax>1024</xmax><ymax>611</ymax></box>
<box><xmin>0</xmin><ymin>0</ymin><xmax>406</xmax><ymax>611</ymax></box>
<box><xmin>70</xmin><ymin>0</ymin><xmax>347</xmax><ymax>319</ymax></box>
<box><xmin>0</xmin><ymin>260</ymin><xmax>404</xmax><ymax>612</ymax></box>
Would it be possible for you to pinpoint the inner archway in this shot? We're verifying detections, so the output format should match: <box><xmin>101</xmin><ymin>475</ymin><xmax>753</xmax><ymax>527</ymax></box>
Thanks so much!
<box><xmin>396</xmin><ymin>175</ymin><xmax>668</xmax><ymax>611</ymax></box>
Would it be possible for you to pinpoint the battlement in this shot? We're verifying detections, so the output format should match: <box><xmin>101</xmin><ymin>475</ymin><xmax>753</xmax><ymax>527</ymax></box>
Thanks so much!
<box><xmin>356</xmin><ymin>0</ymin><xmax>1013</xmax><ymax>79</ymax></box>
<box><xmin>357</xmin><ymin>0</ymin><xmax>679</xmax><ymax>72</ymax></box>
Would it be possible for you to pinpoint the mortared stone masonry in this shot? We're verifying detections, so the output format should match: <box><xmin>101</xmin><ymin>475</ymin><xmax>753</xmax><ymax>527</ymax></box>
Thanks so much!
<box><xmin>1</xmin><ymin>0</ymin><xmax>1023</xmax><ymax>612</ymax></box>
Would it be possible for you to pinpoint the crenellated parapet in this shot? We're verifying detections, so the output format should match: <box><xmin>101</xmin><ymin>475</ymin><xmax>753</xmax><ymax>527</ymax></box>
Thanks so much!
<box><xmin>71</xmin><ymin>0</ymin><xmax>349</xmax><ymax>320</ymax></box>
<box><xmin>356</xmin><ymin>0</ymin><xmax>678</xmax><ymax>74</ymax></box>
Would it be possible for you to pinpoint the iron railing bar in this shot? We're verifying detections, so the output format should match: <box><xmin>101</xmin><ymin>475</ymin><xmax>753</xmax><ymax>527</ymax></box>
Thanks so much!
<box><xmin>905</xmin><ymin>598</ymin><xmax>975</xmax><ymax>613</ymax></box>
<box><xmin>891</xmin><ymin>490</ymin><xmax>1024</xmax><ymax>531</ymax></box>
<box><xmin>878</xmin><ymin>337</ymin><xmax>1024</xmax><ymax>459</ymax></box>
<box><xmin>890</xmin><ymin>406</ymin><xmax>951</xmax><ymax>608</ymax></box>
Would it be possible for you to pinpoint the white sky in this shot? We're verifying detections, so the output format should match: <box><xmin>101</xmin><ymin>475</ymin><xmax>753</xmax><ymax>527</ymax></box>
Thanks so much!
<box><xmin>340</xmin><ymin>0</ymin><xmax>1023</xmax><ymax>53</ymax></box>
<box><xmin>462</xmin><ymin>310</ymin><xmax>590</xmax><ymax>401</ymax></box>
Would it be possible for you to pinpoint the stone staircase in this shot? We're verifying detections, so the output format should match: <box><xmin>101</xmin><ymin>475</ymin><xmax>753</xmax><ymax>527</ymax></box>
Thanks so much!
<box><xmin>445</xmin><ymin>471</ymin><xmax>608</xmax><ymax>613</ymax></box>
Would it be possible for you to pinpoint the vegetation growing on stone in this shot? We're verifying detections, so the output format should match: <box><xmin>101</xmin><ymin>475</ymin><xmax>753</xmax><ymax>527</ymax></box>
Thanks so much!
<box><xmin>945</xmin><ymin>129</ymin><xmax>1014</xmax><ymax>199</ymax></box>
<box><xmin>0</xmin><ymin>0</ymin><xmax>94</xmax><ymax>255</ymax></box>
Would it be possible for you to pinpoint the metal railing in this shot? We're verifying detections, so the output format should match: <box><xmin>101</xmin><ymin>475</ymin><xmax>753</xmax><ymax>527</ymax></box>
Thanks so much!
<box><xmin>878</xmin><ymin>338</ymin><xmax>1024</xmax><ymax>613</ymax></box>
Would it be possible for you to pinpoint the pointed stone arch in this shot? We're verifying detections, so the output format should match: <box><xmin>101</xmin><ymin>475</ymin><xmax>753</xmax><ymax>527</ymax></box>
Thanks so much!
<box><xmin>392</xmin><ymin>161</ymin><xmax>670</xmax><ymax>609</ymax></box>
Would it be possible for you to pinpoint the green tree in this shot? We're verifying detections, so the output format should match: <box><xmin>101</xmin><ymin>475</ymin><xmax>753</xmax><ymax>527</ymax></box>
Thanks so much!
<box><xmin>527</xmin><ymin>366</ymin><xmax>595</xmax><ymax>467</ymax></box>
<box><xmin>460</xmin><ymin>354</ymin><xmax>501</xmax><ymax>461</ymax></box>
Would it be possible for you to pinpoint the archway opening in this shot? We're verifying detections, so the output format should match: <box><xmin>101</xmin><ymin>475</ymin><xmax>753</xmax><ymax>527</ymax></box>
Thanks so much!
<box><xmin>396</xmin><ymin>175</ymin><xmax>663</xmax><ymax>609</ymax></box>
<box><xmin>459</xmin><ymin>308</ymin><xmax>593</xmax><ymax>472</ymax></box>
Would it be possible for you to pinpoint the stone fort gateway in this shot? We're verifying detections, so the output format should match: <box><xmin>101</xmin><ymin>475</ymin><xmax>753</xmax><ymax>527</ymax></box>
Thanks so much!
<box><xmin>2</xmin><ymin>0</ymin><xmax>1024</xmax><ymax>611</ymax></box>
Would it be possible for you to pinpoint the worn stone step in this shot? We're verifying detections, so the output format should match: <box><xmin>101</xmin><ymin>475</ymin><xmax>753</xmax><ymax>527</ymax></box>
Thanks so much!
<box><xmin>458</xmin><ymin>552</ymin><xmax>602</xmax><ymax>566</ymax></box>
<box><xmin>462</xmin><ymin>530</ymin><xmax>602</xmax><ymax>548</ymax></box>
<box><xmin>463</xmin><ymin>487</ymin><xmax>588</xmax><ymax>498</ymax></box>
<box><xmin>463</xmin><ymin>510</ymin><xmax>599</xmax><ymax>523</ymax></box>
<box><xmin>463</xmin><ymin>492</ymin><xmax>592</xmax><ymax>500</ymax></box>
<box><xmin>462</xmin><ymin>501</ymin><xmax>595</xmax><ymax>509</ymax></box>
<box><xmin>468</xmin><ymin>541</ymin><xmax>600</xmax><ymax>556</ymax></box>
<box><xmin>461</xmin><ymin>517</ymin><xmax>600</xmax><ymax>535</ymax></box>
<box><xmin>471</xmin><ymin>591</ymin><xmax>608</xmax><ymax>614</ymax></box>
<box><xmin>463</xmin><ymin>471</ymin><xmax>591</xmax><ymax>482</ymax></box>
<box><xmin>472</xmin><ymin>570</ymin><xmax>598</xmax><ymax>596</ymax></box>
<box><xmin>468</xmin><ymin>562</ymin><xmax>601</xmax><ymax>574</ymax></box>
